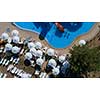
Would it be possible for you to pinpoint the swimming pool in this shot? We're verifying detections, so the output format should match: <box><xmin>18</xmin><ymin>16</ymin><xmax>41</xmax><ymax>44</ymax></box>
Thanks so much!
<box><xmin>14</xmin><ymin>22</ymin><xmax>95</xmax><ymax>48</ymax></box>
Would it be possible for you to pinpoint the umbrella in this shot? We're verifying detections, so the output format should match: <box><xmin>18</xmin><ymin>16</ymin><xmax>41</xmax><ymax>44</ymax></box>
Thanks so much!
<box><xmin>48</xmin><ymin>59</ymin><xmax>57</xmax><ymax>68</ymax></box>
<box><xmin>47</xmin><ymin>48</ymin><xmax>54</xmax><ymax>56</ymax></box>
<box><xmin>12</xmin><ymin>46</ymin><xmax>20</xmax><ymax>54</ymax></box>
<box><xmin>36</xmin><ymin>58</ymin><xmax>44</xmax><ymax>66</ymax></box>
<box><xmin>5</xmin><ymin>43</ymin><xmax>12</xmax><ymax>51</ymax></box>
<box><xmin>28</xmin><ymin>42</ymin><xmax>35</xmax><ymax>49</ymax></box>
<box><xmin>25</xmin><ymin>52</ymin><xmax>32</xmax><ymax>60</ymax></box>
<box><xmin>12</xmin><ymin>36</ymin><xmax>20</xmax><ymax>43</ymax></box>
<box><xmin>36</xmin><ymin>50</ymin><xmax>43</xmax><ymax>58</ymax></box>
<box><xmin>52</xmin><ymin>68</ymin><xmax>60</xmax><ymax>76</ymax></box>
<box><xmin>1</xmin><ymin>32</ymin><xmax>9</xmax><ymax>40</ymax></box>
<box><xmin>79</xmin><ymin>40</ymin><xmax>86</xmax><ymax>46</ymax></box>
<box><xmin>11</xmin><ymin>30</ymin><xmax>19</xmax><ymax>36</ymax></box>
<box><xmin>30</xmin><ymin>47</ymin><xmax>37</xmax><ymax>56</ymax></box>
<box><xmin>59</xmin><ymin>55</ymin><xmax>66</xmax><ymax>63</ymax></box>
<box><xmin>35</xmin><ymin>42</ymin><xmax>42</xmax><ymax>49</ymax></box>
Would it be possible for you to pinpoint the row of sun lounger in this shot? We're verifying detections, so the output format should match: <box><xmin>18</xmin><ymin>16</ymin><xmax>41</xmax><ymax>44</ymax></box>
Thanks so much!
<box><xmin>0</xmin><ymin>56</ymin><xmax>20</xmax><ymax>67</ymax></box>
<box><xmin>34</xmin><ymin>70</ymin><xmax>49</xmax><ymax>78</ymax></box>
<box><xmin>0</xmin><ymin>72</ymin><xmax>7</xmax><ymax>78</ymax></box>
<box><xmin>7</xmin><ymin>65</ymin><xmax>32</xmax><ymax>78</ymax></box>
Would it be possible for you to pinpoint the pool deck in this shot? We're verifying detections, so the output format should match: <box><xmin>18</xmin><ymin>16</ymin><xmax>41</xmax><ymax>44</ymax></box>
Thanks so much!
<box><xmin>0</xmin><ymin>22</ymin><xmax>99</xmax><ymax>55</ymax></box>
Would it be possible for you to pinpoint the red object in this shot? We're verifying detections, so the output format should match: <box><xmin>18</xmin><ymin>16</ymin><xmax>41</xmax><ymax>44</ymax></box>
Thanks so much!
<box><xmin>55</xmin><ymin>22</ymin><xmax>64</xmax><ymax>32</ymax></box>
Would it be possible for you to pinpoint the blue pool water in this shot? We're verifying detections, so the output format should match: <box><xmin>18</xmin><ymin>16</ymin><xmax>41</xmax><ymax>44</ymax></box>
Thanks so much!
<box><xmin>14</xmin><ymin>22</ymin><xmax>95</xmax><ymax>48</ymax></box>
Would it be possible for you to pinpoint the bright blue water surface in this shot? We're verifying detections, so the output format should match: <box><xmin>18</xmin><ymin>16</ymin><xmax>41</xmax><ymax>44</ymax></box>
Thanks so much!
<box><xmin>14</xmin><ymin>22</ymin><xmax>95</xmax><ymax>48</ymax></box>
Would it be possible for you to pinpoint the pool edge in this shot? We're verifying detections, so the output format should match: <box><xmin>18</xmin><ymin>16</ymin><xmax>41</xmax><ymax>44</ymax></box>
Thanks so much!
<box><xmin>13</xmin><ymin>22</ymin><xmax>97</xmax><ymax>49</ymax></box>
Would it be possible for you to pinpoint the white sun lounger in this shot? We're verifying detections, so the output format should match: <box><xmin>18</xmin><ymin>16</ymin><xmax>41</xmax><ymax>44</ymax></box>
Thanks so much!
<box><xmin>13</xmin><ymin>58</ymin><xmax>17</xmax><ymax>63</ymax></box>
<box><xmin>3</xmin><ymin>74</ymin><xmax>7</xmax><ymax>78</ymax></box>
<box><xmin>11</xmin><ymin>67</ymin><xmax>17</xmax><ymax>74</ymax></box>
<box><xmin>0</xmin><ymin>73</ymin><xmax>3</xmax><ymax>78</ymax></box>
<box><xmin>14</xmin><ymin>67</ymin><xmax>17</xmax><ymax>73</ymax></box>
<box><xmin>18</xmin><ymin>72</ymin><xmax>24</xmax><ymax>77</ymax></box>
<box><xmin>17</xmin><ymin>70</ymin><xmax>23</xmax><ymax>76</ymax></box>
<box><xmin>2</xmin><ymin>59</ymin><xmax>7</xmax><ymax>66</ymax></box>
<box><xmin>7</xmin><ymin>65</ymin><xmax>14</xmax><ymax>71</ymax></box>
<box><xmin>39</xmin><ymin>72</ymin><xmax>47</xmax><ymax>78</ymax></box>
<box><xmin>10</xmin><ymin>57</ymin><xmax>14</xmax><ymax>62</ymax></box>
<box><xmin>14</xmin><ymin>58</ymin><xmax>20</xmax><ymax>65</ymax></box>
<box><xmin>5</xmin><ymin>60</ymin><xmax>10</xmax><ymax>67</ymax></box>
<box><xmin>3</xmin><ymin>49</ymin><xmax>6</xmax><ymax>53</ymax></box>
<box><xmin>20</xmin><ymin>49</ymin><xmax>24</xmax><ymax>55</ymax></box>
<box><xmin>0</xmin><ymin>58</ymin><xmax>4</xmax><ymax>65</ymax></box>
<box><xmin>14</xmin><ymin>68</ymin><xmax>19</xmax><ymax>74</ymax></box>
